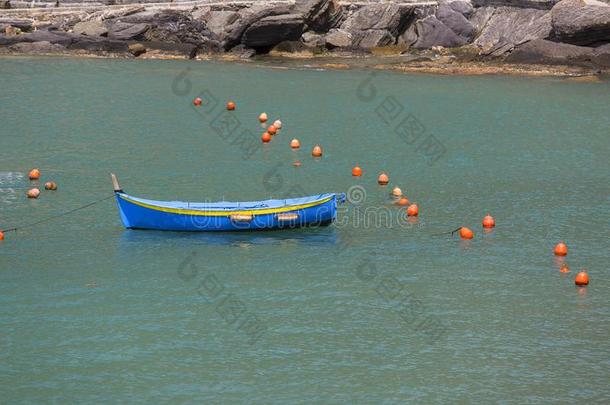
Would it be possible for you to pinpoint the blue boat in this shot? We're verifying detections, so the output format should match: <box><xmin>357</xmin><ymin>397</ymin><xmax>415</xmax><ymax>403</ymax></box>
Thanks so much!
<box><xmin>111</xmin><ymin>174</ymin><xmax>346</xmax><ymax>231</ymax></box>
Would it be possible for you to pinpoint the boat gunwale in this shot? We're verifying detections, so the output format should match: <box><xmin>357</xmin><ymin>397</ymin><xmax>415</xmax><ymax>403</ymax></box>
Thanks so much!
<box><xmin>117</xmin><ymin>193</ymin><xmax>335</xmax><ymax>217</ymax></box>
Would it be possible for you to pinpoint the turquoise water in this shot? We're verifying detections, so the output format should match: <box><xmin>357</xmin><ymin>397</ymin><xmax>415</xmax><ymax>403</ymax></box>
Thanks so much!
<box><xmin>1</xmin><ymin>57</ymin><xmax>609</xmax><ymax>403</ymax></box>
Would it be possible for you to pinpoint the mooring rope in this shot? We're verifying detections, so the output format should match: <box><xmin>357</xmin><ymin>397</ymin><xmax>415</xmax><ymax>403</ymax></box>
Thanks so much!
<box><xmin>1</xmin><ymin>194</ymin><xmax>115</xmax><ymax>233</ymax></box>
<box><xmin>429</xmin><ymin>227</ymin><xmax>463</xmax><ymax>237</ymax></box>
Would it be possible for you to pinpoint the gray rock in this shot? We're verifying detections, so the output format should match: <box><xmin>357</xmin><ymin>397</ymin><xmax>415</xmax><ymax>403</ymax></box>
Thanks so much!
<box><xmin>0</xmin><ymin>1</ymin><xmax>11</xmax><ymax>9</ymax></box>
<box><xmin>551</xmin><ymin>0</ymin><xmax>610</xmax><ymax>45</ymax></box>
<box><xmin>224</xmin><ymin>4</ymin><xmax>293</xmax><ymax>50</ymax></box>
<box><xmin>9</xmin><ymin>41</ymin><xmax>64</xmax><ymax>53</ymax></box>
<box><xmin>271</xmin><ymin>40</ymin><xmax>309</xmax><ymax>53</ymax></box>
<box><xmin>204</xmin><ymin>11</ymin><xmax>239</xmax><ymax>38</ymax></box>
<box><xmin>474</xmin><ymin>7</ymin><xmax>552</xmax><ymax>55</ymax></box>
<box><xmin>292</xmin><ymin>0</ymin><xmax>344</xmax><ymax>32</ymax></box>
<box><xmin>413</xmin><ymin>15</ymin><xmax>467</xmax><ymax>48</ymax></box>
<box><xmin>68</xmin><ymin>37</ymin><xmax>128</xmax><ymax>53</ymax></box>
<box><xmin>0</xmin><ymin>30</ymin><xmax>74</xmax><ymax>46</ymax></box>
<box><xmin>0</xmin><ymin>18</ymin><xmax>32</xmax><ymax>31</ymax></box>
<box><xmin>107</xmin><ymin>22</ymin><xmax>149</xmax><ymax>40</ymax></box>
<box><xmin>505</xmin><ymin>38</ymin><xmax>594</xmax><ymax>65</ymax></box>
<box><xmin>73</xmin><ymin>20</ymin><xmax>108</xmax><ymax>37</ymax></box>
<box><xmin>397</xmin><ymin>22</ymin><xmax>418</xmax><ymax>47</ymax></box>
<box><xmin>354</xmin><ymin>29</ymin><xmax>395</xmax><ymax>48</ymax></box>
<box><xmin>448</xmin><ymin>1</ymin><xmax>474</xmax><ymax>17</ymax></box>
<box><xmin>436</xmin><ymin>3</ymin><xmax>476</xmax><ymax>41</ymax></box>
<box><xmin>469</xmin><ymin>6</ymin><xmax>496</xmax><ymax>34</ymax></box>
<box><xmin>226</xmin><ymin>44</ymin><xmax>256</xmax><ymax>58</ymax></box>
<box><xmin>242</xmin><ymin>14</ymin><xmax>304</xmax><ymax>48</ymax></box>
<box><xmin>325</xmin><ymin>28</ymin><xmax>352</xmax><ymax>48</ymax></box>
<box><xmin>128</xmin><ymin>42</ymin><xmax>146</xmax><ymax>56</ymax></box>
<box><xmin>472</xmin><ymin>0</ymin><xmax>560</xmax><ymax>9</ymax></box>
<box><xmin>592</xmin><ymin>43</ymin><xmax>610</xmax><ymax>67</ymax></box>
<box><xmin>302</xmin><ymin>31</ymin><xmax>325</xmax><ymax>47</ymax></box>
<box><xmin>340</xmin><ymin>4</ymin><xmax>412</xmax><ymax>38</ymax></box>
<box><xmin>144</xmin><ymin>10</ymin><xmax>210</xmax><ymax>45</ymax></box>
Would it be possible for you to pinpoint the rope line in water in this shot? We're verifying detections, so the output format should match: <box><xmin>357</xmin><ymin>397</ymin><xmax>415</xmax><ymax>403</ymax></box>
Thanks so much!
<box><xmin>429</xmin><ymin>227</ymin><xmax>463</xmax><ymax>237</ymax></box>
<box><xmin>1</xmin><ymin>194</ymin><xmax>115</xmax><ymax>233</ymax></box>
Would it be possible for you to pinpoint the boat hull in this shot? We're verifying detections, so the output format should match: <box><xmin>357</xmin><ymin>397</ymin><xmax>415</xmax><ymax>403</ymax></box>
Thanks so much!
<box><xmin>115</xmin><ymin>192</ymin><xmax>342</xmax><ymax>231</ymax></box>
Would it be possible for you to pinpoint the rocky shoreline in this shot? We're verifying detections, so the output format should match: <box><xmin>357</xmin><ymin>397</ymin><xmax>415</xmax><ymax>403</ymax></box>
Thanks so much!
<box><xmin>1</xmin><ymin>0</ymin><xmax>610</xmax><ymax>76</ymax></box>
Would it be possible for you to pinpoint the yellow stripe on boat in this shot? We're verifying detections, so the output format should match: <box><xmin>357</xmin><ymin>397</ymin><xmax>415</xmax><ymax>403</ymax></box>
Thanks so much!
<box><xmin>119</xmin><ymin>194</ymin><xmax>333</xmax><ymax>217</ymax></box>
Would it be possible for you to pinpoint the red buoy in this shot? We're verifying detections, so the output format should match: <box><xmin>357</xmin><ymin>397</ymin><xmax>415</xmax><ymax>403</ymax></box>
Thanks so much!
<box><xmin>0</xmin><ymin>231</ymin><xmax>4</xmax><ymax>241</ymax></box>
<box><xmin>378</xmin><ymin>173</ymin><xmax>389</xmax><ymax>185</ymax></box>
<box><xmin>27</xmin><ymin>188</ymin><xmax>40</xmax><ymax>199</ymax></box>
<box><xmin>459</xmin><ymin>227</ymin><xmax>474</xmax><ymax>239</ymax></box>
<box><xmin>193</xmin><ymin>97</ymin><xmax>202</xmax><ymax>106</ymax></box>
<box><xmin>396</xmin><ymin>197</ymin><xmax>409</xmax><ymax>206</ymax></box>
<box><xmin>392</xmin><ymin>186</ymin><xmax>402</xmax><ymax>197</ymax></box>
<box><xmin>407</xmin><ymin>203</ymin><xmax>418</xmax><ymax>216</ymax></box>
<box><xmin>554</xmin><ymin>242</ymin><xmax>568</xmax><ymax>256</ymax></box>
<box><xmin>259</xmin><ymin>112</ymin><xmax>268</xmax><ymax>123</ymax></box>
<box><xmin>312</xmin><ymin>145</ymin><xmax>323</xmax><ymax>157</ymax></box>
<box><xmin>352</xmin><ymin>166</ymin><xmax>362</xmax><ymax>177</ymax></box>
<box><xmin>28</xmin><ymin>168</ymin><xmax>40</xmax><ymax>180</ymax></box>
<box><xmin>290</xmin><ymin>139</ymin><xmax>300</xmax><ymax>149</ymax></box>
<box><xmin>560</xmin><ymin>263</ymin><xmax>570</xmax><ymax>273</ymax></box>
<box><xmin>575</xmin><ymin>270</ymin><xmax>589</xmax><ymax>286</ymax></box>
<box><xmin>482</xmin><ymin>214</ymin><xmax>495</xmax><ymax>228</ymax></box>
<box><xmin>261</xmin><ymin>132</ymin><xmax>271</xmax><ymax>143</ymax></box>
<box><xmin>226</xmin><ymin>101</ymin><xmax>236</xmax><ymax>111</ymax></box>
<box><xmin>44</xmin><ymin>181</ymin><xmax>57</xmax><ymax>190</ymax></box>
<box><xmin>267</xmin><ymin>125</ymin><xmax>278</xmax><ymax>135</ymax></box>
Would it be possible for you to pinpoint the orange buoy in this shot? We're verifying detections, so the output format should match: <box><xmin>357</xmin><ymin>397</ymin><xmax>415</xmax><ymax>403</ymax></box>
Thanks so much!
<box><xmin>27</xmin><ymin>188</ymin><xmax>40</xmax><ymax>198</ymax></box>
<box><xmin>273</xmin><ymin>119</ymin><xmax>282</xmax><ymax>129</ymax></box>
<box><xmin>293</xmin><ymin>160</ymin><xmax>302</xmax><ymax>167</ymax></box>
<box><xmin>44</xmin><ymin>181</ymin><xmax>57</xmax><ymax>190</ymax></box>
<box><xmin>312</xmin><ymin>145</ymin><xmax>323</xmax><ymax>157</ymax></box>
<box><xmin>407</xmin><ymin>203</ymin><xmax>418</xmax><ymax>216</ymax></box>
<box><xmin>575</xmin><ymin>270</ymin><xmax>589</xmax><ymax>286</ymax></box>
<box><xmin>28</xmin><ymin>168</ymin><xmax>40</xmax><ymax>180</ymax></box>
<box><xmin>482</xmin><ymin>214</ymin><xmax>495</xmax><ymax>228</ymax></box>
<box><xmin>560</xmin><ymin>263</ymin><xmax>570</xmax><ymax>273</ymax></box>
<box><xmin>352</xmin><ymin>166</ymin><xmax>362</xmax><ymax>177</ymax></box>
<box><xmin>0</xmin><ymin>231</ymin><xmax>4</xmax><ymax>241</ymax></box>
<box><xmin>226</xmin><ymin>101</ymin><xmax>236</xmax><ymax>111</ymax></box>
<box><xmin>392</xmin><ymin>186</ymin><xmax>402</xmax><ymax>197</ymax></box>
<box><xmin>396</xmin><ymin>197</ymin><xmax>409</xmax><ymax>206</ymax></box>
<box><xmin>459</xmin><ymin>227</ymin><xmax>474</xmax><ymax>239</ymax></box>
<box><xmin>554</xmin><ymin>242</ymin><xmax>568</xmax><ymax>256</ymax></box>
<box><xmin>193</xmin><ymin>97</ymin><xmax>202</xmax><ymax>106</ymax></box>
<box><xmin>290</xmin><ymin>138</ymin><xmax>300</xmax><ymax>149</ymax></box>
<box><xmin>261</xmin><ymin>132</ymin><xmax>271</xmax><ymax>143</ymax></box>
<box><xmin>378</xmin><ymin>172</ymin><xmax>389</xmax><ymax>185</ymax></box>
<box><xmin>259</xmin><ymin>112</ymin><xmax>268</xmax><ymax>123</ymax></box>
<box><xmin>267</xmin><ymin>125</ymin><xmax>278</xmax><ymax>135</ymax></box>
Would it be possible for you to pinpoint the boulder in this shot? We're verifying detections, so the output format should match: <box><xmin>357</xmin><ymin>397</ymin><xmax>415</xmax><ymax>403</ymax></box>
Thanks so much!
<box><xmin>413</xmin><ymin>15</ymin><xmax>467</xmax><ymax>48</ymax></box>
<box><xmin>224</xmin><ymin>3</ymin><xmax>293</xmax><ymax>50</ymax></box>
<box><xmin>226</xmin><ymin>44</ymin><xmax>256</xmax><ymax>58</ymax></box>
<box><xmin>397</xmin><ymin>23</ymin><xmax>418</xmax><ymax>47</ymax></box>
<box><xmin>474</xmin><ymin>7</ymin><xmax>552</xmax><ymax>55</ymax></box>
<box><xmin>340</xmin><ymin>4</ymin><xmax>412</xmax><ymax>38</ymax></box>
<box><xmin>505</xmin><ymin>38</ymin><xmax>594</xmax><ymax>65</ymax></box>
<box><xmin>292</xmin><ymin>0</ymin><xmax>344</xmax><ymax>32</ymax></box>
<box><xmin>471</xmin><ymin>0</ymin><xmax>560</xmax><ymax>9</ymax></box>
<box><xmin>72</xmin><ymin>20</ymin><xmax>108</xmax><ymax>37</ymax></box>
<box><xmin>0</xmin><ymin>1</ymin><xmax>11</xmax><ymax>9</ymax></box>
<box><xmin>436</xmin><ymin>3</ymin><xmax>476</xmax><ymax>42</ymax></box>
<box><xmin>325</xmin><ymin>28</ymin><xmax>352</xmax><ymax>48</ymax></box>
<box><xmin>448</xmin><ymin>1</ymin><xmax>474</xmax><ymax>17</ymax></box>
<box><xmin>128</xmin><ymin>42</ymin><xmax>146</xmax><ymax>56</ymax></box>
<box><xmin>107</xmin><ymin>22</ymin><xmax>149</xmax><ymax>40</ymax></box>
<box><xmin>9</xmin><ymin>41</ymin><xmax>64</xmax><ymax>53</ymax></box>
<box><xmin>550</xmin><ymin>0</ymin><xmax>610</xmax><ymax>46</ymax></box>
<box><xmin>145</xmin><ymin>41</ymin><xmax>200</xmax><ymax>58</ymax></box>
<box><xmin>302</xmin><ymin>31</ymin><xmax>325</xmax><ymax>47</ymax></box>
<box><xmin>203</xmin><ymin>11</ymin><xmax>239</xmax><ymax>38</ymax></box>
<box><xmin>242</xmin><ymin>14</ymin><xmax>305</xmax><ymax>48</ymax></box>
